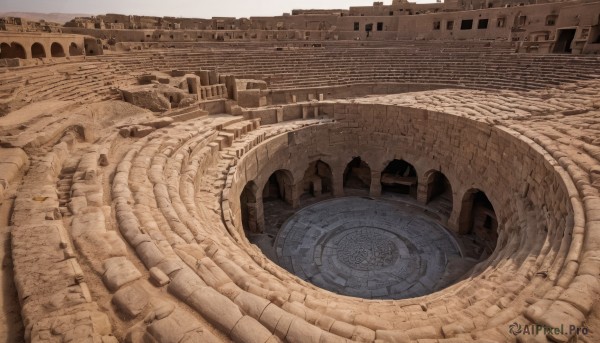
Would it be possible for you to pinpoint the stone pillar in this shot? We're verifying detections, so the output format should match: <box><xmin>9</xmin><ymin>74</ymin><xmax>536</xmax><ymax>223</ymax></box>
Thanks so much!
<box><xmin>225</xmin><ymin>75</ymin><xmax>236</xmax><ymax>100</ymax></box>
<box><xmin>286</xmin><ymin>183</ymin><xmax>301</xmax><ymax>209</ymax></box>
<box><xmin>331</xmin><ymin>164</ymin><xmax>345</xmax><ymax>197</ymax></box>
<box><xmin>221</xmin><ymin>85</ymin><xmax>228</xmax><ymax>99</ymax></box>
<box><xmin>208</xmin><ymin>71</ymin><xmax>218</xmax><ymax>85</ymax></box>
<box><xmin>254</xmin><ymin>192</ymin><xmax>266</xmax><ymax>233</ymax></box>
<box><xmin>417</xmin><ymin>177</ymin><xmax>429</xmax><ymax>204</ymax></box>
<box><xmin>448</xmin><ymin>192</ymin><xmax>467</xmax><ymax>234</ymax></box>
<box><xmin>369</xmin><ymin>171</ymin><xmax>381</xmax><ymax>197</ymax></box>
<box><xmin>302</xmin><ymin>106</ymin><xmax>310</xmax><ymax>119</ymax></box>
<box><xmin>245</xmin><ymin>201</ymin><xmax>259</xmax><ymax>233</ymax></box>
<box><xmin>198</xmin><ymin>70</ymin><xmax>210</xmax><ymax>86</ymax></box>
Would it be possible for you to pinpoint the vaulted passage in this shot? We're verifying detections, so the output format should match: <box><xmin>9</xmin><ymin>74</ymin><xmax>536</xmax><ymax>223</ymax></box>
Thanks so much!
<box><xmin>0</xmin><ymin>42</ymin><xmax>26</xmax><ymax>59</ymax></box>
<box><xmin>31</xmin><ymin>43</ymin><xmax>46</xmax><ymax>58</ymax></box>
<box><xmin>425</xmin><ymin>170</ymin><xmax>453</xmax><ymax>216</ymax></box>
<box><xmin>343</xmin><ymin>157</ymin><xmax>370</xmax><ymax>192</ymax></box>
<box><xmin>69</xmin><ymin>42</ymin><xmax>83</xmax><ymax>56</ymax></box>
<box><xmin>50</xmin><ymin>42</ymin><xmax>65</xmax><ymax>57</ymax></box>
<box><xmin>458</xmin><ymin>189</ymin><xmax>498</xmax><ymax>259</ymax></box>
<box><xmin>301</xmin><ymin>160</ymin><xmax>333</xmax><ymax>201</ymax></box>
<box><xmin>263</xmin><ymin>169</ymin><xmax>293</xmax><ymax>204</ymax></box>
<box><xmin>381</xmin><ymin>159</ymin><xmax>418</xmax><ymax>198</ymax></box>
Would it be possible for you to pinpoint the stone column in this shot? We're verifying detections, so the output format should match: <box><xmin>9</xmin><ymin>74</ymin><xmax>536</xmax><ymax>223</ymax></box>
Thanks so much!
<box><xmin>302</xmin><ymin>106</ymin><xmax>310</xmax><ymax>119</ymax></box>
<box><xmin>208</xmin><ymin>71</ymin><xmax>218</xmax><ymax>85</ymax></box>
<box><xmin>249</xmin><ymin>192</ymin><xmax>266</xmax><ymax>233</ymax></box>
<box><xmin>448</xmin><ymin>192</ymin><xmax>468</xmax><ymax>234</ymax></box>
<box><xmin>331</xmin><ymin>165</ymin><xmax>345</xmax><ymax>197</ymax></box>
<box><xmin>198</xmin><ymin>70</ymin><xmax>210</xmax><ymax>86</ymax></box>
<box><xmin>286</xmin><ymin>183</ymin><xmax>301</xmax><ymax>209</ymax></box>
<box><xmin>369</xmin><ymin>171</ymin><xmax>381</xmax><ymax>197</ymax></box>
<box><xmin>417</xmin><ymin>176</ymin><xmax>429</xmax><ymax>204</ymax></box>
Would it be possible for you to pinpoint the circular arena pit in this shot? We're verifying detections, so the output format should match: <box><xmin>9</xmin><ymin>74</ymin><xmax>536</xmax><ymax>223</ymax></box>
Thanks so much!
<box><xmin>275</xmin><ymin>197</ymin><xmax>467</xmax><ymax>299</ymax></box>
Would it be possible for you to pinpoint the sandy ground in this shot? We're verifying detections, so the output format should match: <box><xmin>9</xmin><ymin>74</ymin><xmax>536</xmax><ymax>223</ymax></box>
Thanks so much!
<box><xmin>0</xmin><ymin>100</ymin><xmax>74</xmax><ymax>127</ymax></box>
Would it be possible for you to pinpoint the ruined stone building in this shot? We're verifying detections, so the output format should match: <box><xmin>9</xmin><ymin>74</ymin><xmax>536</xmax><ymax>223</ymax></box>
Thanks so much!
<box><xmin>0</xmin><ymin>0</ymin><xmax>600</xmax><ymax>342</ymax></box>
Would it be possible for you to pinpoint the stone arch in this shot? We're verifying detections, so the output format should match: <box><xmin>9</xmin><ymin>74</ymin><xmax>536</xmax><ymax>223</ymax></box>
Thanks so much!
<box><xmin>0</xmin><ymin>42</ymin><xmax>11</xmax><ymax>59</ymax></box>
<box><xmin>31</xmin><ymin>42</ymin><xmax>46</xmax><ymax>58</ymax></box>
<box><xmin>423</xmin><ymin>170</ymin><xmax>453</xmax><ymax>215</ymax></box>
<box><xmin>343</xmin><ymin>157</ymin><xmax>371</xmax><ymax>192</ymax></box>
<box><xmin>380</xmin><ymin>159</ymin><xmax>418</xmax><ymax>198</ymax></box>
<box><xmin>457</xmin><ymin>188</ymin><xmax>498</xmax><ymax>259</ymax></box>
<box><xmin>50</xmin><ymin>42</ymin><xmax>65</xmax><ymax>57</ymax></box>
<box><xmin>301</xmin><ymin>159</ymin><xmax>333</xmax><ymax>200</ymax></box>
<box><xmin>0</xmin><ymin>42</ymin><xmax>26</xmax><ymax>59</ymax></box>
<box><xmin>14</xmin><ymin>43</ymin><xmax>27</xmax><ymax>58</ymax></box>
<box><xmin>240</xmin><ymin>181</ymin><xmax>260</xmax><ymax>233</ymax></box>
<box><xmin>262</xmin><ymin>169</ymin><xmax>294</xmax><ymax>205</ymax></box>
<box><xmin>69</xmin><ymin>42</ymin><xmax>83</xmax><ymax>56</ymax></box>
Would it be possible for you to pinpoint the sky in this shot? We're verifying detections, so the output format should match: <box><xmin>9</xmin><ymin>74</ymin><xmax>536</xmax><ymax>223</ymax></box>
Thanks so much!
<box><xmin>1</xmin><ymin>0</ymin><xmax>434</xmax><ymax>18</ymax></box>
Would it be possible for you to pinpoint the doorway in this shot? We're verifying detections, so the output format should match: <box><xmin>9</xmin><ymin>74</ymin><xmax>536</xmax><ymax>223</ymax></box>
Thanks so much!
<box><xmin>553</xmin><ymin>29</ymin><xmax>576</xmax><ymax>53</ymax></box>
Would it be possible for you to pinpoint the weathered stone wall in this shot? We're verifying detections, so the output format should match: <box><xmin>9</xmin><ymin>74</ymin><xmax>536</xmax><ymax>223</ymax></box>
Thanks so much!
<box><xmin>231</xmin><ymin>103</ymin><xmax>569</xmax><ymax>242</ymax></box>
<box><xmin>0</xmin><ymin>32</ymin><xmax>86</xmax><ymax>59</ymax></box>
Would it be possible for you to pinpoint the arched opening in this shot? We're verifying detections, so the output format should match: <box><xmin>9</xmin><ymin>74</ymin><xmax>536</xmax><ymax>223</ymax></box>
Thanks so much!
<box><xmin>343</xmin><ymin>157</ymin><xmax>371</xmax><ymax>192</ymax></box>
<box><xmin>0</xmin><ymin>42</ymin><xmax>26</xmax><ymax>59</ymax></box>
<box><xmin>425</xmin><ymin>170</ymin><xmax>453</xmax><ymax>216</ymax></box>
<box><xmin>301</xmin><ymin>160</ymin><xmax>333</xmax><ymax>201</ymax></box>
<box><xmin>50</xmin><ymin>42</ymin><xmax>65</xmax><ymax>57</ymax></box>
<box><xmin>0</xmin><ymin>43</ymin><xmax>11</xmax><ymax>59</ymax></box>
<box><xmin>69</xmin><ymin>42</ymin><xmax>83</xmax><ymax>56</ymax></box>
<box><xmin>380</xmin><ymin>159</ymin><xmax>417</xmax><ymax>198</ymax></box>
<box><xmin>240</xmin><ymin>181</ymin><xmax>259</xmax><ymax>233</ymax></box>
<box><xmin>263</xmin><ymin>170</ymin><xmax>293</xmax><ymax>204</ymax></box>
<box><xmin>31</xmin><ymin>43</ymin><xmax>46</xmax><ymax>58</ymax></box>
<box><xmin>261</xmin><ymin>169</ymin><xmax>294</xmax><ymax>239</ymax></box>
<box><xmin>458</xmin><ymin>189</ymin><xmax>498</xmax><ymax>259</ymax></box>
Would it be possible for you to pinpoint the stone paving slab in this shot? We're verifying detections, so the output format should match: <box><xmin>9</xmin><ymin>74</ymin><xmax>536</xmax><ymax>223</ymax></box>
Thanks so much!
<box><xmin>275</xmin><ymin>197</ymin><xmax>463</xmax><ymax>299</ymax></box>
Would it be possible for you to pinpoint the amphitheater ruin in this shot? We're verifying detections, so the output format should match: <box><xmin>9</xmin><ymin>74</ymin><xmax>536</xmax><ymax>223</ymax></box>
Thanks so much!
<box><xmin>1</xmin><ymin>0</ymin><xmax>600</xmax><ymax>342</ymax></box>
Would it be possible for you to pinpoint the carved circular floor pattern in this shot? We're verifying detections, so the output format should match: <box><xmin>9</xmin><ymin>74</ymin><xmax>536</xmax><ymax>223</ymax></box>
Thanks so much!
<box><xmin>275</xmin><ymin>197</ymin><xmax>462</xmax><ymax>299</ymax></box>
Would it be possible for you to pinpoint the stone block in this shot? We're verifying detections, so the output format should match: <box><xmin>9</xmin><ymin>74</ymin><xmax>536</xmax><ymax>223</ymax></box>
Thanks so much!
<box><xmin>102</xmin><ymin>257</ymin><xmax>142</xmax><ymax>292</ymax></box>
